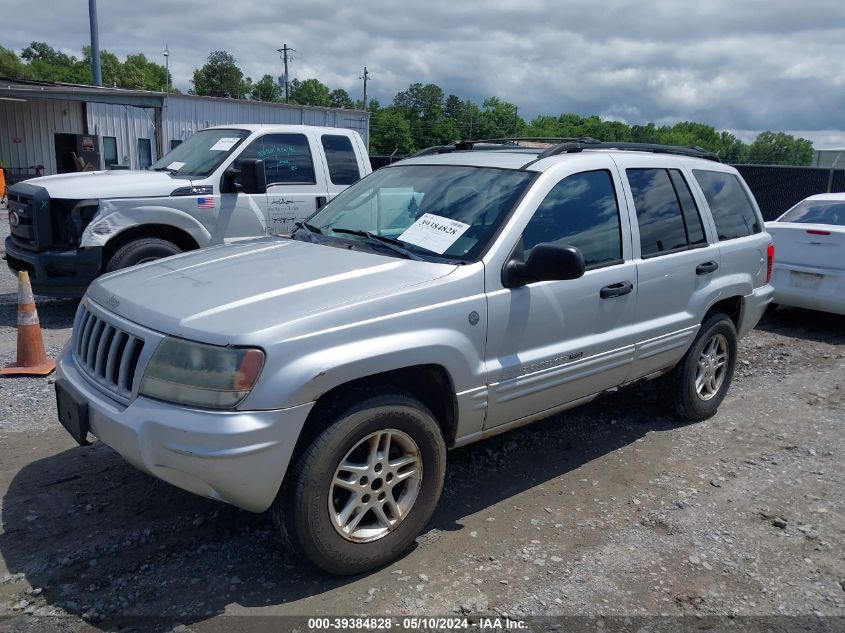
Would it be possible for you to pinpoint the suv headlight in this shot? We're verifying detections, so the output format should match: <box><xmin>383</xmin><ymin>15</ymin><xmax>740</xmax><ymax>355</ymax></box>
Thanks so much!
<box><xmin>139</xmin><ymin>338</ymin><xmax>265</xmax><ymax>409</ymax></box>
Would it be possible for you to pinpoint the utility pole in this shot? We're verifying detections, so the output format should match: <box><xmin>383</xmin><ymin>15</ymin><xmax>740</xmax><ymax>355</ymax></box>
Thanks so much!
<box><xmin>360</xmin><ymin>66</ymin><xmax>370</xmax><ymax>110</ymax></box>
<box><xmin>163</xmin><ymin>44</ymin><xmax>170</xmax><ymax>93</ymax></box>
<box><xmin>88</xmin><ymin>0</ymin><xmax>102</xmax><ymax>86</ymax></box>
<box><xmin>277</xmin><ymin>44</ymin><xmax>295</xmax><ymax>103</ymax></box>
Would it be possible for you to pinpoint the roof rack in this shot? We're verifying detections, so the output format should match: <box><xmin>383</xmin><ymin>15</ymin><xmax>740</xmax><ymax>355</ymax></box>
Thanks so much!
<box><xmin>533</xmin><ymin>140</ymin><xmax>721</xmax><ymax>162</ymax></box>
<box><xmin>409</xmin><ymin>137</ymin><xmax>601</xmax><ymax>158</ymax></box>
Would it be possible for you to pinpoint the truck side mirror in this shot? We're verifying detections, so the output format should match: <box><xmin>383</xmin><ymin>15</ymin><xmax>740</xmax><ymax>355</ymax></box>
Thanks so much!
<box><xmin>239</xmin><ymin>159</ymin><xmax>267</xmax><ymax>194</ymax></box>
<box><xmin>502</xmin><ymin>243</ymin><xmax>586</xmax><ymax>288</ymax></box>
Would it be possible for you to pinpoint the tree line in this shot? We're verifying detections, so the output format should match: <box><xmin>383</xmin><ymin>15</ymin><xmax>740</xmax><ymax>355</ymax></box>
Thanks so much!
<box><xmin>0</xmin><ymin>43</ymin><xmax>815</xmax><ymax>165</ymax></box>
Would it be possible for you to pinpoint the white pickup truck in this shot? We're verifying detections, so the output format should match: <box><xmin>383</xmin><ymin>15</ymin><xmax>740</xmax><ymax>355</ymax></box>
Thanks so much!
<box><xmin>4</xmin><ymin>125</ymin><xmax>370</xmax><ymax>296</ymax></box>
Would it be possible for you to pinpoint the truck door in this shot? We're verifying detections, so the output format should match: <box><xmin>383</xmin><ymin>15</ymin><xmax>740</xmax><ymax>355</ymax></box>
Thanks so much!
<box><xmin>318</xmin><ymin>133</ymin><xmax>367</xmax><ymax>201</ymax></box>
<box><xmin>216</xmin><ymin>135</ymin><xmax>271</xmax><ymax>243</ymax></box>
<box><xmin>262</xmin><ymin>132</ymin><xmax>327</xmax><ymax>235</ymax></box>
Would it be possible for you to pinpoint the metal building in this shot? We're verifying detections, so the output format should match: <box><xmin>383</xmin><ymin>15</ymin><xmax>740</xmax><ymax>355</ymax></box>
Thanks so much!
<box><xmin>0</xmin><ymin>78</ymin><xmax>369</xmax><ymax>178</ymax></box>
<box><xmin>812</xmin><ymin>148</ymin><xmax>844</xmax><ymax>170</ymax></box>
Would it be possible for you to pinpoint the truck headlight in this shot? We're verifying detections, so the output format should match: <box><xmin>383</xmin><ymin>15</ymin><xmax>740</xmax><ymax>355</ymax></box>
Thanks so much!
<box><xmin>139</xmin><ymin>338</ymin><xmax>265</xmax><ymax>409</ymax></box>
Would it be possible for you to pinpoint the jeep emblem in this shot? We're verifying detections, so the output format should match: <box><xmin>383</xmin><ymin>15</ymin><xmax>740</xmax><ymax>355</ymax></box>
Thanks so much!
<box><xmin>105</xmin><ymin>295</ymin><xmax>120</xmax><ymax>309</ymax></box>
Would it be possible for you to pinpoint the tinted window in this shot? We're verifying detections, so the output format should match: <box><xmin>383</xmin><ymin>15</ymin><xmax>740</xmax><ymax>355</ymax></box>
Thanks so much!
<box><xmin>522</xmin><ymin>170</ymin><xmax>622</xmax><ymax>268</ymax></box>
<box><xmin>322</xmin><ymin>135</ymin><xmax>361</xmax><ymax>185</ymax></box>
<box><xmin>693</xmin><ymin>170</ymin><xmax>761</xmax><ymax>240</ymax></box>
<box><xmin>137</xmin><ymin>138</ymin><xmax>153</xmax><ymax>170</ymax></box>
<box><xmin>103</xmin><ymin>136</ymin><xmax>118</xmax><ymax>168</ymax></box>
<box><xmin>779</xmin><ymin>200</ymin><xmax>845</xmax><ymax>226</ymax></box>
<box><xmin>259</xmin><ymin>134</ymin><xmax>315</xmax><ymax>184</ymax></box>
<box><xmin>668</xmin><ymin>169</ymin><xmax>707</xmax><ymax>245</ymax></box>
<box><xmin>234</xmin><ymin>134</ymin><xmax>316</xmax><ymax>185</ymax></box>
<box><xmin>170</xmin><ymin>139</ymin><xmax>182</xmax><ymax>150</ymax></box>
<box><xmin>627</xmin><ymin>168</ymin><xmax>689</xmax><ymax>256</ymax></box>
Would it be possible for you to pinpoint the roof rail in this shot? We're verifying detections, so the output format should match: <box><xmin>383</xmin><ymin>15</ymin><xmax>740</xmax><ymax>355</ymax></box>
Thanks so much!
<box><xmin>409</xmin><ymin>137</ymin><xmax>601</xmax><ymax>158</ymax></box>
<box><xmin>534</xmin><ymin>141</ymin><xmax>721</xmax><ymax>162</ymax></box>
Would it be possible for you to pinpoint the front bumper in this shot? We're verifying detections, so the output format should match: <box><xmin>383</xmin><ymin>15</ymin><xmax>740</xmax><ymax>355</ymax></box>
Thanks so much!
<box><xmin>56</xmin><ymin>345</ymin><xmax>314</xmax><ymax>513</ymax></box>
<box><xmin>4</xmin><ymin>236</ymin><xmax>102</xmax><ymax>297</ymax></box>
<box><xmin>738</xmin><ymin>284</ymin><xmax>775</xmax><ymax>338</ymax></box>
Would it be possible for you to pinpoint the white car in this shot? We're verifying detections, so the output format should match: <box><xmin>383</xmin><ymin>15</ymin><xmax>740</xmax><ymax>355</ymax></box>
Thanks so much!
<box><xmin>766</xmin><ymin>193</ymin><xmax>845</xmax><ymax>315</ymax></box>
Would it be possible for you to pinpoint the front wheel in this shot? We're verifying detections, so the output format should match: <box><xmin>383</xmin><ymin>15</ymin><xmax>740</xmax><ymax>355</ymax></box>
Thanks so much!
<box><xmin>273</xmin><ymin>391</ymin><xmax>446</xmax><ymax>575</ymax></box>
<box><xmin>105</xmin><ymin>237</ymin><xmax>181</xmax><ymax>272</ymax></box>
<box><xmin>661</xmin><ymin>312</ymin><xmax>738</xmax><ymax>421</ymax></box>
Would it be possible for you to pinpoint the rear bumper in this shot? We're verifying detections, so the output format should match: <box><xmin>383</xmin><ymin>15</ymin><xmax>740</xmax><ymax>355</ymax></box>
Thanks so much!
<box><xmin>739</xmin><ymin>284</ymin><xmax>775</xmax><ymax>338</ymax></box>
<box><xmin>56</xmin><ymin>344</ymin><xmax>314</xmax><ymax>512</ymax></box>
<box><xmin>4</xmin><ymin>236</ymin><xmax>101</xmax><ymax>297</ymax></box>
<box><xmin>771</xmin><ymin>263</ymin><xmax>845</xmax><ymax>316</ymax></box>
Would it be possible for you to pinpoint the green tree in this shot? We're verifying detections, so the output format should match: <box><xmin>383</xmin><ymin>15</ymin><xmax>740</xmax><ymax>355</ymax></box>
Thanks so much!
<box><xmin>191</xmin><ymin>50</ymin><xmax>248</xmax><ymax>98</ymax></box>
<box><xmin>251</xmin><ymin>74</ymin><xmax>281</xmax><ymax>101</ymax></box>
<box><xmin>747</xmin><ymin>131</ymin><xmax>813</xmax><ymax>166</ymax></box>
<box><xmin>289</xmin><ymin>78</ymin><xmax>332</xmax><ymax>106</ymax></box>
<box><xmin>20</xmin><ymin>41</ymin><xmax>87</xmax><ymax>83</ymax></box>
<box><xmin>329</xmin><ymin>88</ymin><xmax>354</xmax><ymax>108</ymax></box>
<box><xmin>370</xmin><ymin>108</ymin><xmax>415</xmax><ymax>154</ymax></box>
<box><xmin>0</xmin><ymin>45</ymin><xmax>29</xmax><ymax>79</ymax></box>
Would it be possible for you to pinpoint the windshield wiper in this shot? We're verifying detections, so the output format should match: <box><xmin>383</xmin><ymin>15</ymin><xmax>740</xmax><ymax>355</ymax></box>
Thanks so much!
<box><xmin>152</xmin><ymin>166</ymin><xmax>179</xmax><ymax>175</ymax></box>
<box><xmin>331</xmin><ymin>228</ymin><xmax>423</xmax><ymax>261</ymax></box>
<box><xmin>293</xmin><ymin>221</ymin><xmax>323</xmax><ymax>243</ymax></box>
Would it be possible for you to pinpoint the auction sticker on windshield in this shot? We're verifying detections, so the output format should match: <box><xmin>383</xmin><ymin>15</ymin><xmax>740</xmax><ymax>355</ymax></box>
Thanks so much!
<box><xmin>210</xmin><ymin>138</ymin><xmax>240</xmax><ymax>152</ymax></box>
<box><xmin>398</xmin><ymin>213</ymin><xmax>470</xmax><ymax>254</ymax></box>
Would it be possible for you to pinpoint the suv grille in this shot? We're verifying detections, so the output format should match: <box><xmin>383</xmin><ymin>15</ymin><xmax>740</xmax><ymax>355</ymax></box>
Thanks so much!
<box><xmin>74</xmin><ymin>304</ymin><xmax>145</xmax><ymax>399</ymax></box>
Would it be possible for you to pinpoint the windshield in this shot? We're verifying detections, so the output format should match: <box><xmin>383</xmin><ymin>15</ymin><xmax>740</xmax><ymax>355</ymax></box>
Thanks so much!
<box><xmin>779</xmin><ymin>200</ymin><xmax>845</xmax><ymax>226</ymax></box>
<box><xmin>149</xmin><ymin>128</ymin><xmax>250</xmax><ymax>178</ymax></box>
<box><xmin>304</xmin><ymin>165</ymin><xmax>535</xmax><ymax>262</ymax></box>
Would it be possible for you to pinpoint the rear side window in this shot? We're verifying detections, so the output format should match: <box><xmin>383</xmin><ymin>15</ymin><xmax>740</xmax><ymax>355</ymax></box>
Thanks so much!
<box><xmin>779</xmin><ymin>200</ymin><xmax>845</xmax><ymax>226</ymax></box>
<box><xmin>522</xmin><ymin>170</ymin><xmax>622</xmax><ymax>268</ymax></box>
<box><xmin>693</xmin><ymin>170</ymin><xmax>761</xmax><ymax>240</ymax></box>
<box><xmin>668</xmin><ymin>170</ymin><xmax>707</xmax><ymax>245</ymax></box>
<box><xmin>321</xmin><ymin>135</ymin><xmax>361</xmax><ymax>185</ymax></box>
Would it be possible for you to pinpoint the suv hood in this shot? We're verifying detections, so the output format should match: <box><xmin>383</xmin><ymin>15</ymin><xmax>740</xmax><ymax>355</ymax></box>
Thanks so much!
<box><xmin>87</xmin><ymin>238</ymin><xmax>457</xmax><ymax>343</ymax></box>
<box><xmin>22</xmin><ymin>170</ymin><xmax>189</xmax><ymax>200</ymax></box>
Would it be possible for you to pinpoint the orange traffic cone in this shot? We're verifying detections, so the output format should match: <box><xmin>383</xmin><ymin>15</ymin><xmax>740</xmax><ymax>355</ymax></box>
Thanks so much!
<box><xmin>1</xmin><ymin>271</ymin><xmax>56</xmax><ymax>376</ymax></box>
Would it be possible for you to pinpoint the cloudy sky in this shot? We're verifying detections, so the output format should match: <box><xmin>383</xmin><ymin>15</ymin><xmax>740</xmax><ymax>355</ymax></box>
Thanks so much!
<box><xmin>3</xmin><ymin>0</ymin><xmax>845</xmax><ymax>146</ymax></box>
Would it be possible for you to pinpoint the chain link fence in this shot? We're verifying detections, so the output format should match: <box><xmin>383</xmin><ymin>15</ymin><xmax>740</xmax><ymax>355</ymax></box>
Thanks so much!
<box><xmin>733</xmin><ymin>164</ymin><xmax>845</xmax><ymax>221</ymax></box>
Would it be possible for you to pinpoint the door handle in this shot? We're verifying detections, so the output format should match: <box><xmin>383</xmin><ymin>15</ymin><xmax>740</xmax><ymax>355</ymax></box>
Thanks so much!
<box><xmin>316</xmin><ymin>196</ymin><xmax>328</xmax><ymax>209</ymax></box>
<box><xmin>696</xmin><ymin>261</ymin><xmax>719</xmax><ymax>275</ymax></box>
<box><xmin>600</xmin><ymin>281</ymin><xmax>633</xmax><ymax>299</ymax></box>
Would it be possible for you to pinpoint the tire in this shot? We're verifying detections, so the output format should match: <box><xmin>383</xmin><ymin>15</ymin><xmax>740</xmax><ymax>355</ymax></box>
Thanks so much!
<box><xmin>105</xmin><ymin>238</ymin><xmax>181</xmax><ymax>272</ymax></box>
<box><xmin>272</xmin><ymin>390</ymin><xmax>446</xmax><ymax>575</ymax></box>
<box><xmin>661</xmin><ymin>312</ymin><xmax>738</xmax><ymax>421</ymax></box>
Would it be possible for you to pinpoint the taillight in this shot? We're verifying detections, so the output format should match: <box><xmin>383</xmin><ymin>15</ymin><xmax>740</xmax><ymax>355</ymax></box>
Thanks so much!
<box><xmin>806</xmin><ymin>229</ymin><xmax>831</xmax><ymax>236</ymax></box>
<box><xmin>766</xmin><ymin>242</ymin><xmax>775</xmax><ymax>284</ymax></box>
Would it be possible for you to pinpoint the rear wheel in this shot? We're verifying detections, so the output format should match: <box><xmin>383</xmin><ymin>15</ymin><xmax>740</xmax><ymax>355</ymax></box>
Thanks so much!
<box><xmin>661</xmin><ymin>312</ymin><xmax>738</xmax><ymax>421</ymax></box>
<box><xmin>273</xmin><ymin>391</ymin><xmax>446</xmax><ymax>575</ymax></box>
<box><xmin>105</xmin><ymin>237</ymin><xmax>181</xmax><ymax>272</ymax></box>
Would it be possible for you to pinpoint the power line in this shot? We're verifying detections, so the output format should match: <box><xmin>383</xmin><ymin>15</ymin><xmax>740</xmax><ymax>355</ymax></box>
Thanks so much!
<box><xmin>360</xmin><ymin>66</ymin><xmax>370</xmax><ymax>111</ymax></box>
<box><xmin>277</xmin><ymin>44</ymin><xmax>295</xmax><ymax>103</ymax></box>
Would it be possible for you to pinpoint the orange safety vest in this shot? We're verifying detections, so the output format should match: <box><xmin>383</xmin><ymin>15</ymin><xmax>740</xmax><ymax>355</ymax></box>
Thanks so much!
<box><xmin>0</xmin><ymin>167</ymin><xmax>6</xmax><ymax>199</ymax></box>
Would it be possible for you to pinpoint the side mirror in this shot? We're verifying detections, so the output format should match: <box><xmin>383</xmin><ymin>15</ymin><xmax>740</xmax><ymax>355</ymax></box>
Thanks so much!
<box><xmin>240</xmin><ymin>158</ymin><xmax>266</xmax><ymax>194</ymax></box>
<box><xmin>502</xmin><ymin>242</ymin><xmax>586</xmax><ymax>288</ymax></box>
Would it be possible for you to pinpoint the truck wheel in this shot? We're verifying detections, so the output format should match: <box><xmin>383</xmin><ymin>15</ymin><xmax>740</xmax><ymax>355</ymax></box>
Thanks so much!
<box><xmin>272</xmin><ymin>391</ymin><xmax>446</xmax><ymax>575</ymax></box>
<box><xmin>661</xmin><ymin>312</ymin><xmax>738</xmax><ymax>421</ymax></box>
<box><xmin>105</xmin><ymin>238</ymin><xmax>181</xmax><ymax>272</ymax></box>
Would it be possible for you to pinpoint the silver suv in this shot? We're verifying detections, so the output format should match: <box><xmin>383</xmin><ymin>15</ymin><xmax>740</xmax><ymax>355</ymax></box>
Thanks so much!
<box><xmin>55</xmin><ymin>140</ymin><xmax>774</xmax><ymax>575</ymax></box>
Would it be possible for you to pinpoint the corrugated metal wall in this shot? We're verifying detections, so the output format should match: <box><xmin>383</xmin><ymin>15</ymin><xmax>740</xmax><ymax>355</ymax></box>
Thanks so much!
<box><xmin>86</xmin><ymin>102</ymin><xmax>158</xmax><ymax>170</ymax></box>
<box><xmin>0</xmin><ymin>98</ymin><xmax>84</xmax><ymax>175</ymax></box>
<box><xmin>163</xmin><ymin>95</ymin><xmax>369</xmax><ymax>148</ymax></box>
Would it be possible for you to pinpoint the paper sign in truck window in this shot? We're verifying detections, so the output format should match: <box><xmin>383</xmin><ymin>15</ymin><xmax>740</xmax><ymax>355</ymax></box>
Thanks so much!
<box><xmin>398</xmin><ymin>213</ymin><xmax>471</xmax><ymax>254</ymax></box>
<box><xmin>210</xmin><ymin>138</ymin><xmax>240</xmax><ymax>152</ymax></box>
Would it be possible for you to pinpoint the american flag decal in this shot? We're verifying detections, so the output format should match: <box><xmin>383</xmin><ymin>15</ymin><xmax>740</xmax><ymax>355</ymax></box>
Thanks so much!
<box><xmin>197</xmin><ymin>196</ymin><xmax>215</xmax><ymax>209</ymax></box>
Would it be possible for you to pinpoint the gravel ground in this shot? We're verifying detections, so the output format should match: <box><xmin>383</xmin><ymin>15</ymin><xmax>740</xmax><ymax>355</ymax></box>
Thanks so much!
<box><xmin>0</xmin><ymin>206</ymin><xmax>843</xmax><ymax>632</ymax></box>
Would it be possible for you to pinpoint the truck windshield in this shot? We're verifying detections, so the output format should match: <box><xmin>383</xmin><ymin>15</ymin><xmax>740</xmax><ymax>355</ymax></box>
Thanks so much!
<box><xmin>149</xmin><ymin>129</ymin><xmax>250</xmax><ymax>178</ymax></box>
<box><xmin>304</xmin><ymin>165</ymin><xmax>535</xmax><ymax>262</ymax></box>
